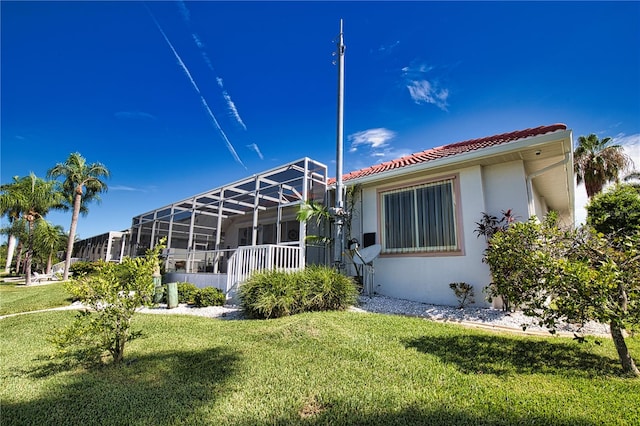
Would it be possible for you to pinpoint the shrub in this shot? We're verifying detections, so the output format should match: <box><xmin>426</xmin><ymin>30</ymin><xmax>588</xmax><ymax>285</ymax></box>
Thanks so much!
<box><xmin>483</xmin><ymin>213</ymin><xmax>566</xmax><ymax>312</ymax></box>
<box><xmin>587</xmin><ymin>184</ymin><xmax>640</xmax><ymax>238</ymax></box>
<box><xmin>449</xmin><ymin>282</ymin><xmax>475</xmax><ymax>309</ymax></box>
<box><xmin>50</xmin><ymin>243</ymin><xmax>163</xmax><ymax>365</ymax></box>
<box><xmin>69</xmin><ymin>260</ymin><xmax>104</xmax><ymax>277</ymax></box>
<box><xmin>240</xmin><ymin>266</ymin><xmax>358</xmax><ymax>319</ymax></box>
<box><xmin>177</xmin><ymin>282</ymin><xmax>199</xmax><ymax>304</ymax></box>
<box><xmin>193</xmin><ymin>286</ymin><xmax>225</xmax><ymax>307</ymax></box>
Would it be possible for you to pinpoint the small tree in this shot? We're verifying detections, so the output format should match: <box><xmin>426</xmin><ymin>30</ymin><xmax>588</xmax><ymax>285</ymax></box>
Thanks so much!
<box><xmin>483</xmin><ymin>214</ymin><xmax>565</xmax><ymax>312</ymax></box>
<box><xmin>545</xmin><ymin>230</ymin><xmax>639</xmax><ymax>376</ymax></box>
<box><xmin>33</xmin><ymin>219</ymin><xmax>66</xmax><ymax>275</ymax></box>
<box><xmin>449</xmin><ymin>282</ymin><xmax>475</xmax><ymax>309</ymax></box>
<box><xmin>484</xmin><ymin>212</ymin><xmax>639</xmax><ymax>377</ymax></box>
<box><xmin>50</xmin><ymin>241</ymin><xmax>164</xmax><ymax>365</ymax></box>
<box><xmin>586</xmin><ymin>184</ymin><xmax>640</xmax><ymax>238</ymax></box>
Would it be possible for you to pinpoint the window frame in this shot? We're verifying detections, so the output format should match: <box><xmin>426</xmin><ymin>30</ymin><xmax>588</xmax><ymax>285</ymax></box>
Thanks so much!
<box><xmin>377</xmin><ymin>174</ymin><xmax>463</xmax><ymax>256</ymax></box>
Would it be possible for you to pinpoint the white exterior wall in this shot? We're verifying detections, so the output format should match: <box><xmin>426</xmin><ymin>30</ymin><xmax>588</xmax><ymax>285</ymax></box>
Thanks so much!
<box><xmin>354</xmin><ymin>166</ymin><xmax>502</xmax><ymax>307</ymax></box>
<box><xmin>481</xmin><ymin>160</ymin><xmax>529</xmax><ymax>220</ymax></box>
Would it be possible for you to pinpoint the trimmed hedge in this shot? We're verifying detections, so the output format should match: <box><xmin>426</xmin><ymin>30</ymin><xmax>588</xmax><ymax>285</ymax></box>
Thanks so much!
<box><xmin>193</xmin><ymin>286</ymin><xmax>225</xmax><ymax>307</ymax></box>
<box><xmin>156</xmin><ymin>282</ymin><xmax>225</xmax><ymax>307</ymax></box>
<box><xmin>177</xmin><ymin>282</ymin><xmax>199</xmax><ymax>304</ymax></box>
<box><xmin>239</xmin><ymin>266</ymin><xmax>358</xmax><ymax>319</ymax></box>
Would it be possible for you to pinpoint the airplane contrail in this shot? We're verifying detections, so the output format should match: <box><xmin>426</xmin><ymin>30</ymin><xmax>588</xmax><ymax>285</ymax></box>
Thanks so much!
<box><xmin>145</xmin><ymin>5</ymin><xmax>246</xmax><ymax>168</ymax></box>
<box><xmin>177</xmin><ymin>0</ymin><xmax>248</xmax><ymax>131</ymax></box>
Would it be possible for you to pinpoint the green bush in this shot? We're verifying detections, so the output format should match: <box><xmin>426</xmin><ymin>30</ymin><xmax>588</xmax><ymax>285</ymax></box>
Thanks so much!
<box><xmin>587</xmin><ymin>184</ymin><xmax>640</xmax><ymax>238</ymax></box>
<box><xmin>240</xmin><ymin>266</ymin><xmax>358</xmax><ymax>319</ymax></box>
<box><xmin>193</xmin><ymin>286</ymin><xmax>225</xmax><ymax>307</ymax></box>
<box><xmin>69</xmin><ymin>261</ymin><xmax>103</xmax><ymax>277</ymax></box>
<box><xmin>177</xmin><ymin>282</ymin><xmax>199</xmax><ymax>304</ymax></box>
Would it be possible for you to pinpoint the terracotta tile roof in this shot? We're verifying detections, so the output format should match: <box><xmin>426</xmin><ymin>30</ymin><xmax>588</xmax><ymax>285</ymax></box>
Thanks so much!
<box><xmin>330</xmin><ymin>123</ymin><xmax>567</xmax><ymax>184</ymax></box>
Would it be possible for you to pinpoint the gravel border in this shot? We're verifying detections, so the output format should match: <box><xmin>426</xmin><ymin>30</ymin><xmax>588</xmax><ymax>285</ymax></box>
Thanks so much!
<box><xmin>137</xmin><ymin>295</ymin><xmax>610</xmax><ymax>337</ymax></box>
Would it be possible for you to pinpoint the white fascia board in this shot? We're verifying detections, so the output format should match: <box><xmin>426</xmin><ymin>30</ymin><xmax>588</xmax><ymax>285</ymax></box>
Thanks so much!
<box><xmin>340</xmin><ymin>129</ymin><xmax>573</xmax><ymax>187</ymax></box>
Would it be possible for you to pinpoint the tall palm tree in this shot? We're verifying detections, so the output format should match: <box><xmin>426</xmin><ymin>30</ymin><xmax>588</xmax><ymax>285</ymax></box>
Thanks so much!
<box><xmin>48</xmin><ymin>152</ymin><xmax>109</xmax><ymax>280</ymax></box>
<box><xmin>574</xmin><ymin>134</ymin><xmax>633</xmax><ymax>198</ymax></box>
<box><xmin>34</xmin><ymin>219</ymin><xmax>67</xmax><ymax>274</ymax></box>
<box><xmin>0</xmin><ymin>173</ymin><xmax>62</xmax><ymax>284</ymax></box>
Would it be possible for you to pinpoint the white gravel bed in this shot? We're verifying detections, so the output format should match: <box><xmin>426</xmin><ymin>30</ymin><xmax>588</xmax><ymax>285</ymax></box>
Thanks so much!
<box><xmin>138</xmin><ymin>303</ymin><xmax>245</xmax><ymax>320</ymax></box>
<box><xmin>136</xmin><ymin>295</ymin><xmax>610</xmax><ymax>337</ymax></box>
<box><xmin>352</xmin><ymin>295</ymin><xmax>610</xmax><ymax>336</ymax></box>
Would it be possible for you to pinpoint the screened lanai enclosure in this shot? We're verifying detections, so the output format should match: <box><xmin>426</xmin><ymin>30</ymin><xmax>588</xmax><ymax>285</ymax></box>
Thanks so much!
<box><xmin>127</xmin><ymin>158</ymin><xmax>329</xmax><ymax>298</ymax></box>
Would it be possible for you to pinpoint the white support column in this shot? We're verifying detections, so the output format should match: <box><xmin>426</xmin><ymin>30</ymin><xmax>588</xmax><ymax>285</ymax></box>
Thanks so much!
<box><xmin>167</xmin><ymin>205</ymin><xmax>175</xmax><ymax>248</ymax></box>
<box><xmin>187</xmin><ymin>197</ymin><xmax>197</xmax><ymax>273</ymax></box>
<box><xmin>150</xmin><ymin>210</ymin><xmax>158</xmax><ymax>249</ymax></box>
<box><xmin>119</xmin><ymin>233</ymin><xmax>127</xmax><ymax>263</ymax></box>
<box><xmin>276</xmin><ymin>184</ymin><xmax>283</xmax><ymax>244</ymax></box>
<box><xmin>105</xmin><ymin>232</ymin><xmax>114</xmax><ymax>262</ymax></box>
<box><xmin>299</xmin><ymin>158</ymin><xmax>309</xmax><ymax>263</ymax></box>
<box><xmin>251</xmin><ymin>176</ymin><xmax>260</xmax><ymax>246</ymax></box>
<box><xmin>215</xmin><ymin>188</ymin><xmax>225</xmax><ymax>273</ymax></box>
<box><xmin>135</xmin><ymin>216</ymin><xmax>143</xmax><ymax>256</ymax></box>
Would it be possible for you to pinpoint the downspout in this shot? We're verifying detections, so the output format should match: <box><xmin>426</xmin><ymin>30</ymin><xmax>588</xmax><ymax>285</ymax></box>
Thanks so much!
<box><xmin>526</xmin><ymin>153</ymin><xmax>571</xmax><ymax>217</ymax></box>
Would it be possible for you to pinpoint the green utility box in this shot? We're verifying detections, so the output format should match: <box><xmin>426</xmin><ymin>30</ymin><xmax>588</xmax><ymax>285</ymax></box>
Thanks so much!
<box><xmin>166</xmin><ymin>282</ymin><xmax>178</xmax><ymax>309</ymax></box>
<box><xmin>153</xmin><ymin>278</ymin><xmax>164</xmax><ymax>304</ymax></box>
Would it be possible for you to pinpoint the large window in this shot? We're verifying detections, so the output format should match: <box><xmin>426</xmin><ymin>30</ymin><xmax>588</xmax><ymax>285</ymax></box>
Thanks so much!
<box><xmin>381</xmin><ymin>178</ymin><xmax>458</xmax><ymax>253</ymax></box>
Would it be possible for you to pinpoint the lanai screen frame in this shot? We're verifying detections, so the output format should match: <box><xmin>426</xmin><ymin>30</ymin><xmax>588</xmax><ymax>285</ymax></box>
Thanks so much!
<box><xmin>128</xmin><ymin>158</ymin><xmax>327</xmax><ymax>258</ymax></box>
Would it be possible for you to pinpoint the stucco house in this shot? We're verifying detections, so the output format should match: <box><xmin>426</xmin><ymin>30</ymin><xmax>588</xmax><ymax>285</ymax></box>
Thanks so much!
<box><xmin>340</xmin><ymin>123</ymin><xmax>574</xmax><ymax>307</ymax></box>
<box><xmin>79</xmin><ymin>123</ymin><xmax>574</xmax><ymax>307</ymax></box>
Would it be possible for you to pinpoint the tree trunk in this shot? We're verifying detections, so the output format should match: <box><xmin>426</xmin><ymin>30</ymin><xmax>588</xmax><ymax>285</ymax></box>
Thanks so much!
<box><xmin>610</xmin><ymin>324</ymin><xmax>639</xmax><ymax>376</ymax></box>
<box><xmin>63</xmin><ymin>190</ymin><xmax>82</xmax><ymax>280</ymax></box>
<box><xmin>46</xmin><ymin>252</ymin><xmax>53</xmax><ymax>275</ymax></box>
<box><xmin>15</xmin><ymin>241</ymin><xmax>24</xmax><ymax>274</ymax></box>
<box><xmin>24</xmin><ymin>220</ymin><xmax>35</xmax><ymax>286</ymax></box>
<box><xmin>4</xmin><ymin>234</ymin><xmax>17</xmax><ymax>273</ymax></box>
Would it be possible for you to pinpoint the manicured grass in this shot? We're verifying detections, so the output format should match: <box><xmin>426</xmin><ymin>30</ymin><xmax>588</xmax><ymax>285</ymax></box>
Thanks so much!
<box><xmin>0</xmin><ymin>282</ymin><xmax>73</xmax><ymax>316</ymax></box>
<box><xmin>1</xmin><ymin>309</ymin><xmax>638</xmax><ymax>425</ymax></box>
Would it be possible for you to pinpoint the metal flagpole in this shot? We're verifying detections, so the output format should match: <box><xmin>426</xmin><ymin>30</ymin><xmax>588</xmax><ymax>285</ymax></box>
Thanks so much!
<box><xmin>333</xmin><ymin>19</ymin><xmax>346</xmax><ymax>270</ymax></box>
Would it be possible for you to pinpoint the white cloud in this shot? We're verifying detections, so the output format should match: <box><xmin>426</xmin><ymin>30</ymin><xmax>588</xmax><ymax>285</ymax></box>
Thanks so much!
<box><xmin>378</xmin><ymin>40</ymin><xmax>400</xmax><ymax>53</ymax></box>
<box><xmin>406</xmin><ymin>80</ymin><xmax>449</xmax><ymax>111</ymax></box>
<box><xmin>110</xmin><ymin>185</ymin><xmax>145</xmax><ymax>192</ymax></box>
<box><xmin>348</xmin><ymin>128</ymin><xmax>396</xmax><ymax>153</ymax></box>
<box><xmin>247</xmin><ymin>143</ymin><xmax>264</xmax><ymax>160</ymax></box>
<box><xmin>402</xmin><ymin>63</ymin><xmax>434</xmax><ymax>75</ymax></box>
<box><xmin>401</xmin><ymin>60</ymin><xmax>449</xmax><ymax>110</ymax></box>
<box><xmin>176</xmin><ymin>0</ymin><xmax>190</xmax><ymax>22</ymax></box>
<box><xmin>192</xmin><ymin>33</ymin><xmax>204</xmax><ymax>49</ymax></box>
<box><xmin>217</xmin><ymin>77</ymin><xmax>247</xmax><ymax>130</ymax></box>
<box><xmin>614</xmin><ymin>133</ymin><xmax>640</xmax><ymax>169</ymax></box>
<box><xmin>114</xmin><ymin>111</ymin><xmax>157</xmax><ymax>120</ymax></box>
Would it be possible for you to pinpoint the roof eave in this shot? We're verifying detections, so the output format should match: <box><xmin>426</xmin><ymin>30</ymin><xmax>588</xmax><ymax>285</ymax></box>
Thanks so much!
<box><xmin>338</xmin><ymin>129</ymin><xmax>573</xmax><ymax>187</ymax></box>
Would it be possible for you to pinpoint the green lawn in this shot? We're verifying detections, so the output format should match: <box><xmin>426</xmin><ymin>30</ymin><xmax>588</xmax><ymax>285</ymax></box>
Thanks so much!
<box><xmin>1</xmin><ymin>307</ymin><xmax>638</xmax><ymax>425</ymax></box>
<box><xmin>0</xmin><ymin>281</ymin><xmax>72</xmax><ymax>316</ymax></box>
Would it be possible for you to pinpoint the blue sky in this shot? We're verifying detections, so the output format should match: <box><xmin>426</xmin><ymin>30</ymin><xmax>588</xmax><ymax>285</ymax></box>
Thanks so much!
<box><xmin>2</xmin><ymin>1</ymin><xmax>639</xmax><ymax>240</ymax></box>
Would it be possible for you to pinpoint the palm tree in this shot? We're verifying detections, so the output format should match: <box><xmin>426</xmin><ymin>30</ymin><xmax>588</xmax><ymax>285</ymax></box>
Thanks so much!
<box><xmin>34</xmin><ymin>219</ymin><xmax>67</xmax><ymax>274</ymax></box>
<box><xmin>1</xmin><ymin>176</ymin><xmax>24</xmax><ymax>273</ymax></box>
<box><xmin>0</xmin><ymin>173</ymin><xmax>62</xmax><ymax>284</ymax></box>
<box><xmin>574</xmin><ymin>134</ymin><xmax>633</xmax><ymax>198</ymax></box>
<box><xmin>0</xmin><ymin>217</ymin><xmax>28</xmax><ymax>274</ymax></box>
<box><xmin>48</xmin><ymin>152</ymin><xmax>109</xmax><ymax>280</ymax></box>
